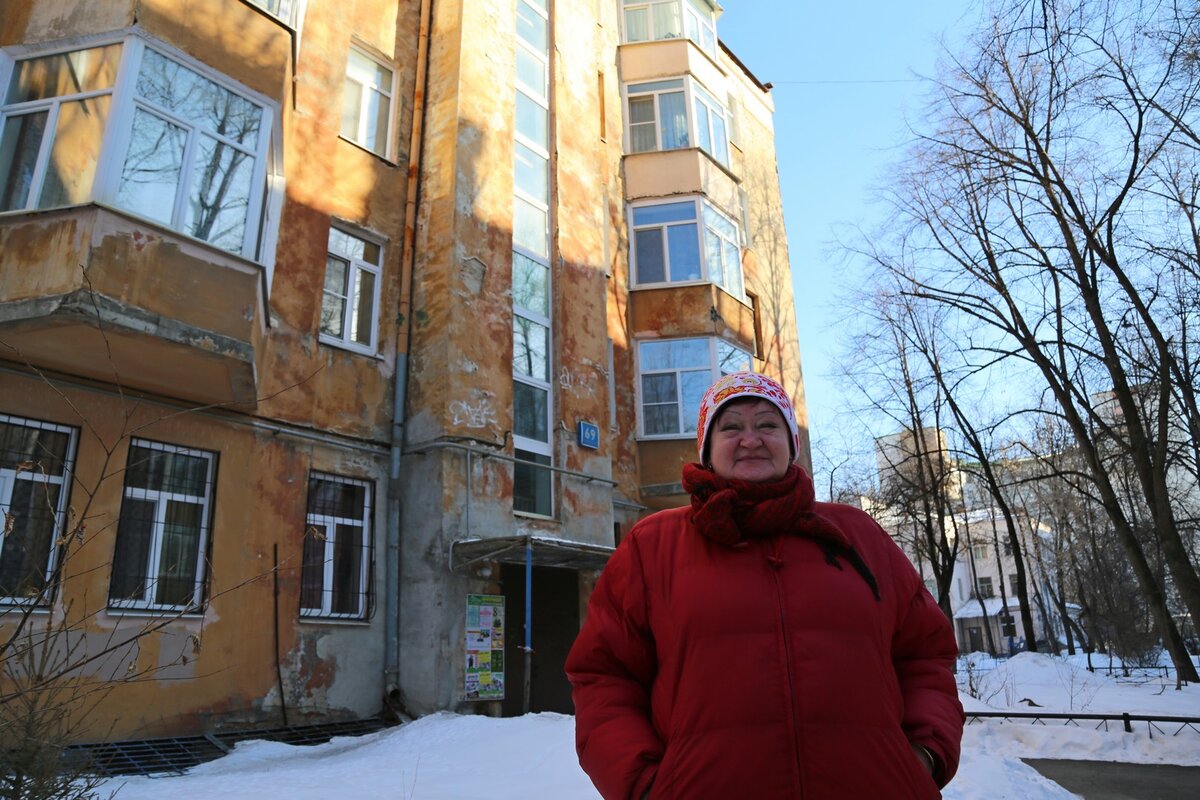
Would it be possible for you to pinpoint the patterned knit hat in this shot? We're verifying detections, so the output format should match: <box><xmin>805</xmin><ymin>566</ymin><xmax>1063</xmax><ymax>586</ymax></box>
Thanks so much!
<box><xmin>696</xmin><ymin>371</ymin><xmax>800</xmax><ymax>464</ymax></box>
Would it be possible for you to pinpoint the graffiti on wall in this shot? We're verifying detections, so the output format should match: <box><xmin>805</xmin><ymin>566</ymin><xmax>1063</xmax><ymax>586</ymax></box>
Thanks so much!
<box><xmin>450</xmin><ymin>397</ymin><xmax>497</xmax><ymax>429</ymax></box>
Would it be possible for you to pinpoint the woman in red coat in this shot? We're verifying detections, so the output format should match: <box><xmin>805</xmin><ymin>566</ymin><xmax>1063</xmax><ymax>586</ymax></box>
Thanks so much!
<box><xmin>566</xmin><ymin>372</ymin><xmax>964</xmax><ymax>799</ymax></box>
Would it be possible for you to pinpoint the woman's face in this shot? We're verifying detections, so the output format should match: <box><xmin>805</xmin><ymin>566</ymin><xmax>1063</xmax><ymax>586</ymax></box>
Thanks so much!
<box><xmin>708</xmin><ymin>399</ymin><xmax>792</xmax><ymax>483</ymax></box>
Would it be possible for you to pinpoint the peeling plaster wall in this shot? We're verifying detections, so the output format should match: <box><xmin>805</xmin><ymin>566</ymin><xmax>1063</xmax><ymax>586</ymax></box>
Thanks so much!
<box><xmin>728</xmin><ymin>59</ymin><xmax>810</xmax><ymax>471</ymax></box>
<box><xmin>0</xmin><ymin>374</ymin><xmax>387</xmax><ymax>741</ymax></box>
<box><xmin>0</xmin><ymin>0</ymin><xmax>808</xmax><ymax>731</ymax></box>
<box><xmin>0</xmin><ymin>0</ymin><xmax>402</xmax><ymax>743</ymax></box>
<box><xmin>399</xmin><ymin>0</ymin><xmax>627</xmax><ymax>714</ymax></box>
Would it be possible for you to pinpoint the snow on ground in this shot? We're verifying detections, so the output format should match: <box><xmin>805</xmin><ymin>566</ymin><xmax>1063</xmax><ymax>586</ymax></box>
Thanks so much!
<box><xmin>101</xmin><ymin>652</ymin><xmax>1200</xmax><ymax>799</ymax></box>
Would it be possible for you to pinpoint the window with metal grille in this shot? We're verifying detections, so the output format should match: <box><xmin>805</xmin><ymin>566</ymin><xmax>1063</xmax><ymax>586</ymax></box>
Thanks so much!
<box><xmin>0</xmin><ymin>414</ymin><xmax>77</xmax><ymax>604</ymax></box>
<box><xmin>109</xmin><ymin>439</ymin><xmax>216</xmax><ymax>611</ymax></box>
<box><xmin>300</xmin><ymin>473</ymin><xmax>373</xmax><ymax>619</ymax></box>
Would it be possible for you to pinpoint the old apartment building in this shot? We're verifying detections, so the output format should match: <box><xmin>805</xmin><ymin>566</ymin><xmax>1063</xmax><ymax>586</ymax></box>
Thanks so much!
<box><xmin>0</xmin><ymin>0</ymin><xmax>806</xmax><ymax>743</ymax></box>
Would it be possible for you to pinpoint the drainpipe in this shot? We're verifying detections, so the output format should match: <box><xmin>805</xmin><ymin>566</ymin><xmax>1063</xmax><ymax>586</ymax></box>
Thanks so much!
<box><xmin>385</xmin><ymin>0</ymin><xmax>434</xmax><ymax>700</ymax></box>
<box><xmin>523</xmin><ymin>540</ymin><xmax>533</xmax><ymax>715</ymax></box>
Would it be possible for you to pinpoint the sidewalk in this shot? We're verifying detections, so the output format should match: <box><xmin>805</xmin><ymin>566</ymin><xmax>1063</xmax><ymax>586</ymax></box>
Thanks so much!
<box><xmin>1023</xmin><ymin>759</ymin><xmax>1200</xmax><ymax>800</ymax></box>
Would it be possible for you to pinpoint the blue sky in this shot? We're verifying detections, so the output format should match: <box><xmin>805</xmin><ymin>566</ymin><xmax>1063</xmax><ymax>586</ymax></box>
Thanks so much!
<box><xmin>717</xmin><ymin>2</ymin><xmax>979</xmax><ymax>481</ymax></box>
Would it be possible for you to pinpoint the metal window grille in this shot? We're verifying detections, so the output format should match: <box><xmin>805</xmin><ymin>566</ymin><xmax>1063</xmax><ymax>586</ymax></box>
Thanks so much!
<box><xmin>300</xmin><ymin>473</ymin><xmax>374</xmax><ymax>619</ymax></box>
<box><xmin>0</xmin><ymin>414</ymin><xmax>77</xmax><ymax>603</ymax></box>
<box><xmin>108</xmin><ymin>439</ymin><xmax>217</xmax><ymax>611</ymax></box>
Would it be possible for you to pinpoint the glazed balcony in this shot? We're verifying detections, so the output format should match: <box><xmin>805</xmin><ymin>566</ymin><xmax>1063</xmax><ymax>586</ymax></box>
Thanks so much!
<box><xmin>624</xmin><ymin>148</ymin><xmax>740</xmax><ymax>214</ymax></box>
<box><xmin>618</xmin><ymin>35</ymin><xmax>726</xmax><ymax>91</ymax></box>
<box><xmin>0</xmin><ymin>205</ymin><xmax>263</xmax><ymax>407</ymax></box>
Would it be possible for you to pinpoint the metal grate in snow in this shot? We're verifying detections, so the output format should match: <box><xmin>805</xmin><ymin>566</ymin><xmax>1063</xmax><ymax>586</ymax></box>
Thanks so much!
<box><xmin>63</xmin><ymin>717</ymin><xmax>391</xmax><ymax>777</ymax></box>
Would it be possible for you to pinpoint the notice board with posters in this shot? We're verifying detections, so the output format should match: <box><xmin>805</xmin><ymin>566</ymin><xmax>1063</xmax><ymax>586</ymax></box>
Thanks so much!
<box><xmin>465</xmin><ymin>594</ymin><xmax>505</xmax><ymax>701</ymax></box>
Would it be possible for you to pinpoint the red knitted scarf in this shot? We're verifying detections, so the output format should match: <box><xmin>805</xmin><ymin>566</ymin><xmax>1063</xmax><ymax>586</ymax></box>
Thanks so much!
<box><xmin>682</xmin><ymin>463</ymin><xmax>881</xmax><ymax>600</ymax></box>
<box><xmin>681</xmin><ymin>463</ymin><xmax>850</xmax><ymax>548</ymax></box>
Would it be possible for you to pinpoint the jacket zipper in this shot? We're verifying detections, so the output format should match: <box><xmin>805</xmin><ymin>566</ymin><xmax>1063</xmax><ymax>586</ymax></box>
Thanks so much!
<box><xmin>767</xmin><ymin>537</ymin><xmax>804</xmax><ymax>796</ymax></box>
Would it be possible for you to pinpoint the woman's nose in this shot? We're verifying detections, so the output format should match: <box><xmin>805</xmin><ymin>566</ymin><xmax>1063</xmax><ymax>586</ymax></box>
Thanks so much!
<box><xmin>739</xmin><ymin>428</ymin><xmax>763</xmax><ymax>446</ymax></box>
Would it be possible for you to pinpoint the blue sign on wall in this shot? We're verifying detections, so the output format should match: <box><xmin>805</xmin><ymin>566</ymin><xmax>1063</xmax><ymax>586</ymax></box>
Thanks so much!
<box><xmin>578</xmin><ymin>420</ymin><xmax>599</xmax><ymax>450</ymax></box>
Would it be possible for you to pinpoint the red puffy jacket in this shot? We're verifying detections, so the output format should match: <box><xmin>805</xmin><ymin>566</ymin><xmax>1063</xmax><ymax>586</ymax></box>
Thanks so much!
<box><xmin>566</xmin><ymin>469</ymin><xmax>963</xmax><ymax>800</ymax></box>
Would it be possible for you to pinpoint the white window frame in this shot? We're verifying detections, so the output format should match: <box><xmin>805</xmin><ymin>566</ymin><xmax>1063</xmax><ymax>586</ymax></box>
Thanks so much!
<box><xmin>621</xmin><ymin>1</ymin><xmax>719</xmax><ymax>57</ymax></box>
<box><xmin>341</xmin><ymin>45</ymin><xmax>396</xmax><ymax>159</ymax></box>
<box><xmin>514</xmin><ymin>0</ymin><xmax>550</xmax><ymax>261</ymax></box>
<box><xmin>636</xmin><ymin>337</ymin><xmax>752</xmax><ymax>439</ymax></box>
<box><xmin>319</xmin><ymin>223</ymin><xmax>383</xmax><ymax>355</ymax></box>
<box><xmin>625</xmin><ymin>78</ymin><xmax>688</xmax><ymax>153</ymax></box>
<box><xmin>300</xmin><ymin>472</ymin><xmax>372</xmax><ymax>620</ymax></box>
<box><xmin>243</xmin><ymin>0</ymin><xmax>305</xmax><ymax>27</ymax></box>
<box><xmin>0</xmin><ymin>34</ymin><xmax>279</xmax><ymax>263</ymax></box>
<box><xmin>682</xmin><ymin>0</ymin><xmax>718</xmax><ymax>57</ymax></box>
<box><xmin>109</xmin><ymin>439</ymin><xmax>216</xmax><ymax>613</ymax></box>
<box><xmin>513</xmin><ymin>0</ymin><xmax>553</xmax><ymax>519</ymax></box>
<box><xmin>703</xmin><ymin>201</ymin><xmax>743</xmax><ymax>298</ymax></box>
<box><xmin>977</xmin><ymin>576</ymin><xmax>994</xmax><ymax>599</ymax></box>
<box><xmin>629</xmin><ymin>197</ymin><xmax>745</xmax><ymax>299</ymax></box>
<box><xmin>0</xmin><ymin>414</ymin><xmax>77</xmax><ymax>605</ymax></box>
<box><xmin>623</xmin><ymin>75</ymin><xmax>730</xmax><ymax>166</ymax></box>
<box><xmin>691</xmin><ymin>82</ymin><xmax>729</xmax><ymax>166</ymax></box>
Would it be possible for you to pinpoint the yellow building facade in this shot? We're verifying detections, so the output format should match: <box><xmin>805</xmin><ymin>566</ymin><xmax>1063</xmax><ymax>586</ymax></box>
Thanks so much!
<box><xmin>0</xmin><ymin>0</ymin><xmax>806</xmax><ymax>744</ymax></box>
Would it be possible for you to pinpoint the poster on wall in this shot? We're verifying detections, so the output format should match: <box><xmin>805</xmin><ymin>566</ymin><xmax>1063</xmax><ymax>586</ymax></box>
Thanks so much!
<box><xmin>465</xmin><ymin>594</ymin><xmax>505</xmax><ymax>701</ymax></box>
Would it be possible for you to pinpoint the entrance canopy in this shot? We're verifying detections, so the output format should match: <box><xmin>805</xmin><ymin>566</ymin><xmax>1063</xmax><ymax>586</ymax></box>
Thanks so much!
<box><xmin>953</xmin><ymin>597</ymin><xmax>1016</xmax><ymax>619</ymax></box>
<box><xmin>448</xmin><ymin>534</ymin><xmax>615</xmax><ymax>573</ymax></box>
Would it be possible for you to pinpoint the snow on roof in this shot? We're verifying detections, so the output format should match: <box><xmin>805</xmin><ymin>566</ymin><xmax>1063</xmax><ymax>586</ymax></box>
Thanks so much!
<box><xmin>954</xmin><ymin>596</ymin><xmax>1021</xmax><ymax>619</ymax></box>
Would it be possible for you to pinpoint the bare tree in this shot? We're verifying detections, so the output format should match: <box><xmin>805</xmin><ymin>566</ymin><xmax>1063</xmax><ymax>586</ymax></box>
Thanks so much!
<box><xmin>836</xmin><ymin>287</ymin><xmax>963</xmax><ymax>620</ymax></box>
<box><xmin>0</xmin><ymin>298</ymin><xmax>318</xmax><ymax>797</ymax></box>
<box><xmin>860</xmin><ymin>0</ymin><xmax>1200</xmax><ymax>679</ymax></box>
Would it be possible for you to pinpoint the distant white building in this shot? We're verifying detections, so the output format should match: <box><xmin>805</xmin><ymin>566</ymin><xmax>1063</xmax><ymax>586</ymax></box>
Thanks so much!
<box><xmin>946</xmin><ymin>507</ymin><xmax>1079</xmax><ymax>654</ymax></box>
<box><xmin>868</xmin><ymin>427</ymin><xmax>1081</xmax><ymax>655</ymax></box>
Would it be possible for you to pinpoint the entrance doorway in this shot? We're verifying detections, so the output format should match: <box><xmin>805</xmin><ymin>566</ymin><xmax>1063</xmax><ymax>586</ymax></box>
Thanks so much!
<box><xmin>500</xmin><ymin>564</ymin><xmax>580</xmax><ymax>716</ymax></box>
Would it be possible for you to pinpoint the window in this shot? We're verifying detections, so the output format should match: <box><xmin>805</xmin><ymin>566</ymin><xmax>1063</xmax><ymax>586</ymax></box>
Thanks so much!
<box><xmin>0</xmin><ymin>415</ymin><xmax>76</xmax><ymax>604</ymax></box>
<box><xmin>1008</xmin><ymin>573</ymin><xmax>1019</xmax><ymax>591</ymax></box>
<box><xmin>512</xmin><ymin>0</ymin><xmax>554</xmax><ymax>518</ymax></box>
<box><xmin>320</xmin><ymin>225</ymin><xmax>382</xmax><ymax>353</ymax></box>
<box><xmin>630</xmin><ymin>199</ymin><xmax>744</xmax><ymax>297</ymax></box>
<box><xmin>972</xmin><ymin>542</ymin><xmax>988</xmax><ymax>561</ymax></box>
<box><xmin>638</xmin><ymin>337</ymin><xmax>751</xmax><ymax>436</ymax></box>
<box><xmin>109</xmin><ymin>439</ymin><xmax>216</xmax><ymax>611</ymax></box>
<box><xmin>513</xmin><ymin>450</ymin><xmax>551</xmax><ymax>517</ymax></box>
<box><xmin>627</xmin><ymin>79</ymin><xmax>688</xmax><ymax>152</ymax></box>
<box><xmin>341</xmin><ymin>47</ymin><xmax>395</xmax><ymax>158</ymax></box>
<box><xmin>977</xmin><ymin>576</ymin><xmax>994</xmax><ymax>599</ymax></box>
<box><xmin>691</xmin><ymin>83</ymin><xmax>729</xmax><ymax>166</ymax></box>
<box><xmin>625</xmin><ymin>75</ymin><xmax>729</xmax><ymax>166</ymax></box>
<box><xmin>301</xmin><ymin>473</ymin><xmax>372</xmax><ymax>619</ymax></box>
<box><xmin>1002</xmin><ymin>540</ymin><xmax>1012</xmax><ymax>556</ymax></box>
<box><xmin>682</xmin><ymin>0</ymin><xmax>717</xmax><ymax>55</ymax></box>
<box><xmin>1000</xmin><ymin>613</ymin><xmax>1016</xmax><ymax>638</ymax></box>
<box><xmin>622</xmin><ymin>0</ymin><xmax>718</xmax><ymax>57</ymax></box>
<box><xmin>244</xmin><ymin>0</ymin><xmax>302</xmax><ymax>26</ymax></box>
<box><xmin>0</xmin><ymin>37</ymin><xmax>277</xmax><ymax>260</ymax></box>
<box><xmin>703</xmin><ymin>202</ymin><xmax>742</xmax><ymax>296</ymax></box>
